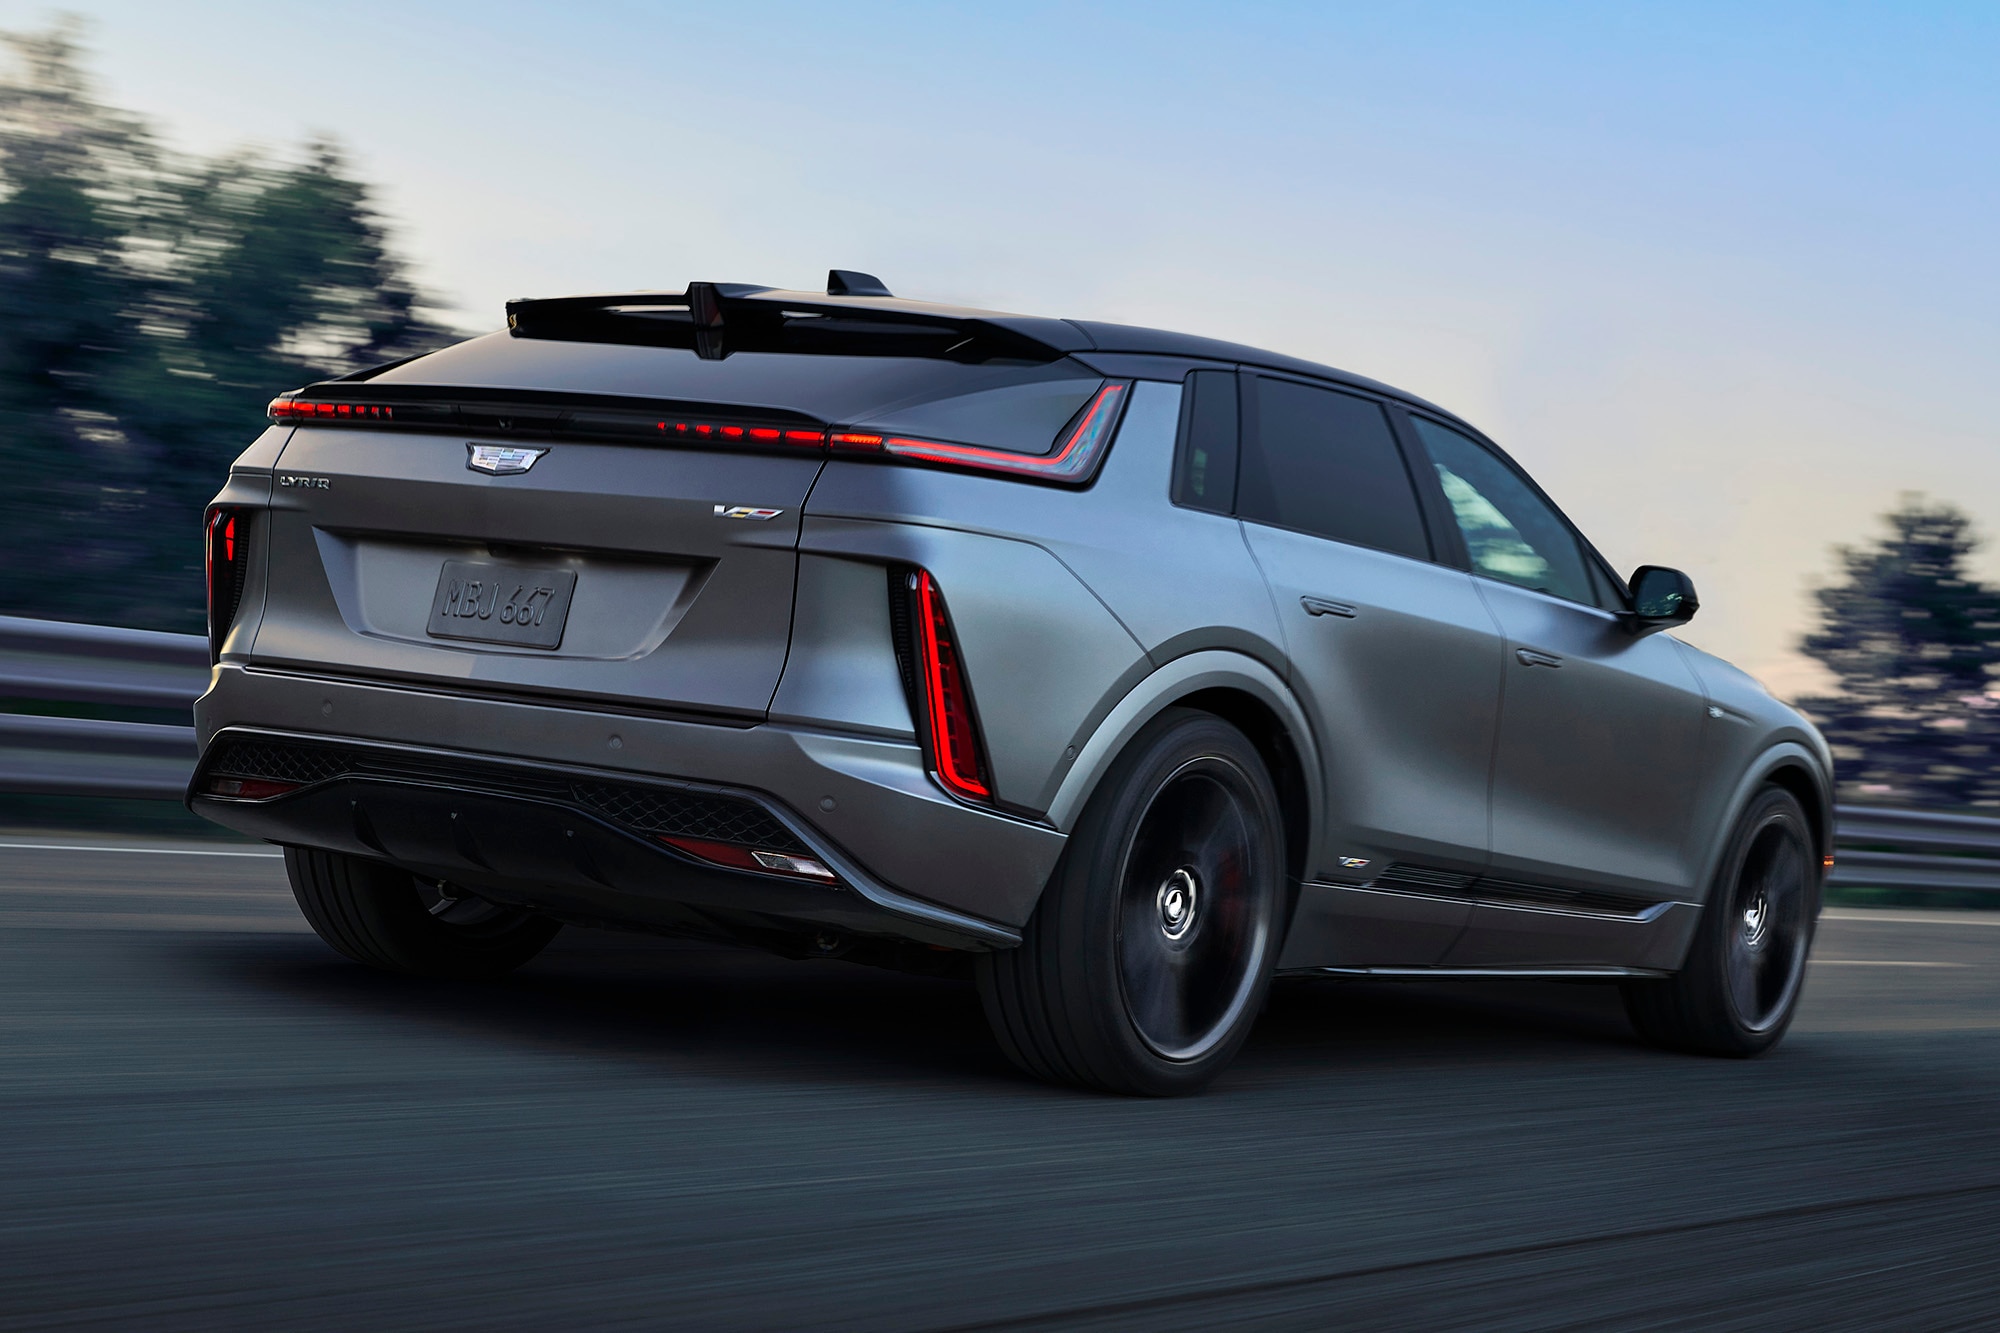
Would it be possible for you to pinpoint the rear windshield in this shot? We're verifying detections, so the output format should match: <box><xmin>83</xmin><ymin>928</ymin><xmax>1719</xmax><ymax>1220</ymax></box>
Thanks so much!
<box><xmin>370</xmin><ymin>333</ymin><xmax>1104</xmax><ymax>455</ymax></box>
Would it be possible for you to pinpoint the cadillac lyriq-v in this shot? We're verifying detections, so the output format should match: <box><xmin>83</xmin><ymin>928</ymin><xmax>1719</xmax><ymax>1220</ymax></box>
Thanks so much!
<box><xmin>190</xmin><ymin>272</ymin><xmax>1832</xmax><ymax>1094</ymax></box>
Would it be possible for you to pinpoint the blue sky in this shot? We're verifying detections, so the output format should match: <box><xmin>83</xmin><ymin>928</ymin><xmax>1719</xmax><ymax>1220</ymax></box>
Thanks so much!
<box><xmin>24</xmin><ymin>1</ymin><xmax>2000</xmax><ymax>693</ymax></box>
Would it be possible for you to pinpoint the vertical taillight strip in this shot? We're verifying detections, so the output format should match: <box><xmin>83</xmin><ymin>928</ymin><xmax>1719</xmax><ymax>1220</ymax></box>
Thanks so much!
<box><xmin>205</xmin><ymin>506</ymin><xmax>247</xmax><ymax>661</ymax></box>
<box><xmin>906</xmin><ymin>570</ymin><xmax>992</xmax><ymax>802</ymax></box>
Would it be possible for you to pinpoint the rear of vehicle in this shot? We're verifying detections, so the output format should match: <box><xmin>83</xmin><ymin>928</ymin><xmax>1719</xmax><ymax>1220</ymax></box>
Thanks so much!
<box><xmin>191</xmin><ymin>285</ymin><xmax>1146</xmax><ymax>962</ymax></box>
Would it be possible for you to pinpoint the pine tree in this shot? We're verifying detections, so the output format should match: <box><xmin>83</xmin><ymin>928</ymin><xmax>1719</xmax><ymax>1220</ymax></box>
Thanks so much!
<box><xmin>1799</xmin><ymin>496</ymin><xmax>2000</xmax><ymax>808</ymax></box>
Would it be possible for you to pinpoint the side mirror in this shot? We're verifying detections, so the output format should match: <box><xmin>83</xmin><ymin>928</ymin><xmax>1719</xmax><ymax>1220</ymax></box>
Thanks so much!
<box><xmin>1627</xmin><ymin>565</ymin><xmax>1699</xmax><ymax>632</ymax></box>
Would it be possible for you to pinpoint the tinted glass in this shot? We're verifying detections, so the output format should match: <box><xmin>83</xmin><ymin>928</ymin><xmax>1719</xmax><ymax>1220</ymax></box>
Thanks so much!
<box><xmin>1238</xmin><ymin>377</ymin><xmax>1429</xmax><ymax>560</ymax></box>
<box><xmin>1411</xmin><ymin>417</ymin><xmax>1593</xmax><ymax>604</ymax></box>
<box><xmin>1172</xmin><ymin>370</ymin><xmax>1239</xmax><ymax>512</ymax></box>
<box><xmin>374</xmin><ymin>332</ymin><xmax>1103</xmax><ymax>454</ymax></box>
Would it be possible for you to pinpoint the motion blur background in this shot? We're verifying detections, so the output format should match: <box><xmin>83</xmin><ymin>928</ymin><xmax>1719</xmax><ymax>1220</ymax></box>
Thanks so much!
<box><xmin>5</xmin><ymin>1</ymin><xmax>2000</xmax><ymax>811</ymax></box>
<box><xmin>9</xmin><ymin>11</ymin><xmax>2000</xmax><ymax>1328</ymax></box>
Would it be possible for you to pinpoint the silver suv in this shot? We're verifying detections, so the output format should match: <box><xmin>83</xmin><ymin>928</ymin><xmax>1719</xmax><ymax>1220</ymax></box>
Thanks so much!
<box><xmin>191</xmin><ymin>273</ymin><xmax>1832</xmax><ymax>1094</ymax></box>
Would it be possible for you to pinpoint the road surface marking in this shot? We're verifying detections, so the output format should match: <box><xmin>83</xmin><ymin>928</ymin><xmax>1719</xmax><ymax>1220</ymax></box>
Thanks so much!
<box><xmin>0</xmin><ymin>841</ymin><xmax>282</xmax><ymax>858</ymax></box>
<box><xmin>1823</xmin><ymin>909</ymin><xmax>2000</xmax><ymax>926</ymax></box>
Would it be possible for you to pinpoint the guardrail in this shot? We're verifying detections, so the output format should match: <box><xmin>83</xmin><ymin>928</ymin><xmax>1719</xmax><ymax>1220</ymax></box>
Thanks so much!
<box><xmin>0</xmin><ymin>615</ymin><xmax>206</xmax><ymax>799</ymax></box>
<box><xmin>1828</xmin><ymin>804</ymin><xmax>2000</xmax><ymax>895</ymax></box>
<box><xmin>5</xmin><ymin>614</ymin><xmax>2000</xmax><ymax>891</ymax></box>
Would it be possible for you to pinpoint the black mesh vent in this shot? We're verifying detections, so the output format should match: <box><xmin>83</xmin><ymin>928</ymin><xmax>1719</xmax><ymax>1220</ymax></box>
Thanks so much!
<box><xmin>572</xmin><ymin>782</ymin><xmax>804</xmax><ymax>852</ymax></box>
<box><xmin>199</xmin><ymin>736</ymin><xmax>804</xmax><ymax>853</ymax></box>
<box><xmin>206</xmin><ymin>739</ymin><xmax>350</xmax><ymax>786</ymax></box>
<box><xmin>886</xmin><ymin>564</ymin><xmax>922</xmax><ymax>715</ymax></box>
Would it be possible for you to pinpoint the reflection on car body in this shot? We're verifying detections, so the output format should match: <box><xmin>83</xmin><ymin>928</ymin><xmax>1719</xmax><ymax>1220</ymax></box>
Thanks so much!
<box><xmin>191</xmin><ymin>271</ymin><xmax>1833</xmax><ymax>1094</ymax></box>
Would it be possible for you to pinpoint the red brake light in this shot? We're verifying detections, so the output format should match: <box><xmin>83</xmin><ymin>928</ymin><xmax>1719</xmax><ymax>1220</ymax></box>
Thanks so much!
<box><xmin>268</xmin><ymin>396</ymin><xmax>393</xmax><ymax>423</ymax></box>
<box><xmin>913</xmin><ymin>571</ymin><xmax>991</xmax><ymax>801</ymax></box>
<box><xmin>202</xmin><ymin>776</ymin><xmax>299</xmax><ymax>801</ymax></box>
<box><xmin>205</xmin><ymin>506</ymin><xmax>248</xmax><ymax>660</ymax></box>
<box><xmin>657</xmin><ymin>835</ymin><xmax>837</xmax><ymax>882</ymax></box>
<box><xmin>832</xmin><ymin>381</ymin><xmax>1131</xmax><ymax>484</ymax></box>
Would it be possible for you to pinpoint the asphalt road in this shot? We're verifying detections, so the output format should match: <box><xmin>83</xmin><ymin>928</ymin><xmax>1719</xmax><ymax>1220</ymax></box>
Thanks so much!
<box><xmin>4</xmin><ymin>838</ymin><xmax>2000</xmax><ymax>1330</ymax></box>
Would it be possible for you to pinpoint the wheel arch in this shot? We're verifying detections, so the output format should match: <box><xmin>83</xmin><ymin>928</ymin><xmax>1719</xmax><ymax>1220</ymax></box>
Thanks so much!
<box><xmin>1689</xmin><ymin>741</ymin><xmax>1834</xmax><ymax>910</ymax></box>
<box><xmin>1045</xmin><ymin>651</ymin><xmax>1323</xmax><ymax>886</ymax></box>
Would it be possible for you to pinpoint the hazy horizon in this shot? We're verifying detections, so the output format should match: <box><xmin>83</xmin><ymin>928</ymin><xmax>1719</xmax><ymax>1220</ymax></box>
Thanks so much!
<box><xmin>25</xmin><ymin>1</ymin><xmax>2000</xmax><ymax>698</ymax></box>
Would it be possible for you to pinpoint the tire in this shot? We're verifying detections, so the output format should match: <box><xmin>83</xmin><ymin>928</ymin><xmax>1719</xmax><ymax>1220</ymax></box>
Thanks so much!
<box><xmin>285</xmin><ymin>846</ymin><xmax>561</xmax><ymax>981</ymax></box>
<box><xmin>1622</xmin><ymin>786</ymin><xmax>1820</xmax><ymax>1056</ymax></box>
<box><xmin>977</xmin><ymin>708</ymin><xmax>1285</xmax><ymax>1096</ymax></box>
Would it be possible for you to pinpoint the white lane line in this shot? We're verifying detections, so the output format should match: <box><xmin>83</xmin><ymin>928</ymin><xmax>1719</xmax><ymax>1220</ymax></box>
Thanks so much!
<box><xmin>1814</xmin><ymin>959</ymin><xmax>1970</xmax><ymax>968</ymax></box>
<box><xmin>0</xmin><ymin>841</ymin><xmax>282</xmax><ymax>858</ymax></box>
<box><xmin>1823</xmin><ymin>909</ymin><xmax>2000</xmax><ymax>926</ymax></box>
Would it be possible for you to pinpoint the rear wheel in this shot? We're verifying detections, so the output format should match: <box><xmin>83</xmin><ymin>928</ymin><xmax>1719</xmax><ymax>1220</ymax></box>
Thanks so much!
<box><xmin>1622</xmin><ymin>786</ymin><xmax>1819</xmax><ymax>1056</ymax></box>
<box><xmin>285</xmin><ymin>846</ymin><xmax>561</xmax><ymax>980</ymax></box>
<box><xmin>977</xmin><ymin>709</ymin><xmax>1284</xmax><ymax>1096</ymax></box>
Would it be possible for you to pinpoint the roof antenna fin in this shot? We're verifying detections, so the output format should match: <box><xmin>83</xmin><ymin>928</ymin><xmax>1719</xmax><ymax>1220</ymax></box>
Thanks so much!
<box><xmin>827</xmin><ymin>269</ymin><xmax>891</xmax><ymax>297</ymax></box>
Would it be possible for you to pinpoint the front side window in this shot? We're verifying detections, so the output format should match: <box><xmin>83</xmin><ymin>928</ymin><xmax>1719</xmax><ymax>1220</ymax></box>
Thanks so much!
<box><xmin>1410</xmin><ymin>417</ymin><xmax>1593</xmax><ymax>605</ymax></box>
<box><xmin>1237</xmin><ymin>377</ymin><xmax>1429</xmax><ymax>560</ymax></box>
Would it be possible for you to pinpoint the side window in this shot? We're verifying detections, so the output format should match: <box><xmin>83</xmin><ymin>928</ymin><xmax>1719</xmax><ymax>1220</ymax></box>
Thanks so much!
<box><xmin>1171</xmin><ymin>370</ymin><xmax>1239</xmax><ymax>513</ymax></box>
<box><xmin>1409</xmin><ymin>417</ymin><xmax>1594</xmax><ymax>605</ymax></box>
<box><xmin>1237</xmin><ymin>376</ymin><xmax>1430</xmax><ymax>560</ymax></box>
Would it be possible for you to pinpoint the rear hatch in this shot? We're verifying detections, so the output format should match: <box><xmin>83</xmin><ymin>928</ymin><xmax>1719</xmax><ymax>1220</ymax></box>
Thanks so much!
<box><xmin>248</xmin><ymin>301</ymin><xmax>1100</xmax><ymax>722</ymax></box>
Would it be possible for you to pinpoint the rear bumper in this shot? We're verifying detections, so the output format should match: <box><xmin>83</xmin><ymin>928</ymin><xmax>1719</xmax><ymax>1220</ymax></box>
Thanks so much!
<box><xmin>191</xmin><ymin>665</ymin><xmax>1067</xmax><ymax>946</ymax></box>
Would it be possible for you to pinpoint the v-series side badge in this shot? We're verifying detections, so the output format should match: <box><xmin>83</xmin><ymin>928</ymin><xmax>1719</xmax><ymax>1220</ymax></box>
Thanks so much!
<box><xmin>714</xmin><ymin>505</ymin><xmax>785</xmax><ymax>521</ymax></box>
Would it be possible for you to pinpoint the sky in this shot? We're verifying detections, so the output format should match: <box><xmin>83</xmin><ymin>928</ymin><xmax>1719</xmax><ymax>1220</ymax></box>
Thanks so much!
<box><xmin>15</xmin><ymin>0</ymin><xmax>2000</xmax><ymax>697</ymax></box>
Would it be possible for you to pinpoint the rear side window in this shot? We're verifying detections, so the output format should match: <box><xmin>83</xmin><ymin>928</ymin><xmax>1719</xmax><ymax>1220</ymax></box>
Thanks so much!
<box><xmin>1237</xmin><ymin>376</ymin><xmax>1430</xmax><ymax>560</ymax></box>
<box><xmin>1171</xmin><ymin>370</ymin><xmax>1239</xmax><ymax>513</ymax></box>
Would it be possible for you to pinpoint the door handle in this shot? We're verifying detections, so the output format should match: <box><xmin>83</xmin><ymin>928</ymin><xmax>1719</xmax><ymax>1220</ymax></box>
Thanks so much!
<box><xmin>1515</xmin><ymin>648</ymin><xmax>1563</xmax><ymax>668</ymax></box>
<box><xmin>1301</xmin><ymin>596</ymin><xmax>1358</xmax><ymax>619</ymax></box>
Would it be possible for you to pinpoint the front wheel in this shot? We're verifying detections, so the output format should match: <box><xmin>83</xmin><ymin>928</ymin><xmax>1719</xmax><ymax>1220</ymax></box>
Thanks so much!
<box><xmin>977</xmin><ymin>709</ymin><xmax>1285</xmax><ymax>1096</ymax></box>
<box><xmin>1622</xmin><ymin>786</ymin><xmax>1820</xmax><ymax>1056</ymax></box>
<box><xmin>285</xmin><ymin>846</ymin><xmax>561</xmax><ymax>981</ymax></box>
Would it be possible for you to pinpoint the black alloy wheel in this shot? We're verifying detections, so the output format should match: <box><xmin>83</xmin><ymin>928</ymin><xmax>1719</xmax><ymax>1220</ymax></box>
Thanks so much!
<box><xmin>1623</xmin><ymin>785</ymin><xmax>1820</xmax><ymax>1056</ymax></box>
<box><xmin>1722</xmin><ymin>813</ymin><xmax>1813</xmax><ymax>1033</ymax></box>
<box><xmin>1116</xmin><ymin>759</ymin><xmax>1269</xmax><ymax>1061</ymax></box>
<box><xmin>978</xmin><ymin>708</ymin><xmax>1285</xmax><ymax>1095</ymax></box>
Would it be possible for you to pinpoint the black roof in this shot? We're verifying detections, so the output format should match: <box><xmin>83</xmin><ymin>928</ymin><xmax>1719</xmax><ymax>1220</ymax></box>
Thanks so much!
<box><xmin>490</xmin><ymin>283</ymin><xmax>1464</xmax><ymax>426</ymax></box>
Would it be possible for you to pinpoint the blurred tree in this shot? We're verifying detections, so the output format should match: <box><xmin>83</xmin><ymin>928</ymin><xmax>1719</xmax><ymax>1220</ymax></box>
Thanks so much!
<box><xmin>1800</xmin><ymin>495</ymin><xmax>2000</xmax><ymax>808</ymax></box>
<box><xmin>0</xmin><ymin>20</ymin><xmax>453</xmax><ymax>632</ymax></box>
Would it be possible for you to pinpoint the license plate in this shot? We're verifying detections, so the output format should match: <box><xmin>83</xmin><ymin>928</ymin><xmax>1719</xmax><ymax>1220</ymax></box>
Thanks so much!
<box><xmin>426</xmin><ymin>559</ymin><xmax>577</xmax><ymax>650</ymax></box>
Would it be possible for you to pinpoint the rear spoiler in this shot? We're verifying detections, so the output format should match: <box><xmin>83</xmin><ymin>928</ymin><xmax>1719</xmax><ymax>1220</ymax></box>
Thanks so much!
<box><xmin>502</xmin><ymin>281</ymin><xmax>1092</xmax><ymax>364</ymax></box>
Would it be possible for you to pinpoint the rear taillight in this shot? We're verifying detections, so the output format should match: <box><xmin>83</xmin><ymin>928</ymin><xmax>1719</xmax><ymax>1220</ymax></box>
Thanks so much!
<box><xmin>656</xmin><ymin>835</ymin><xmax>837</xmax><ymax>882</ymax></box>
<box><xmin>205</xmin><ymin>506</ymin><xmax>247</xmax><ymax>660</ymax></box>
<box><xmin>911</xmin><ymin>571</ymin><xmax>992</xmax><ymax>802</ymax></box>
<box><xmin>268</xmin><ymin>397</ymin><xmax>397</xmax><ymax>423</ymax></box>
<box><xmin>840</xmin><ymin>380</ymin><xmax>1130</xmax><ymax>483</ymax></box>
<box><xmin>265</xmin><ymin>378</ymin><xmax>1133</xmax><ymax>486</ymax></box>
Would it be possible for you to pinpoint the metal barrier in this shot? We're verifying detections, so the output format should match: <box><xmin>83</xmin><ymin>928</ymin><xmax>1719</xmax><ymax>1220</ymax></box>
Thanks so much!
<box><xmin>1829</xmin><ymin>804</ymin><xmax>2000</xmax><ymax>895</ymax></box>
<box><xmin>4</xmin><ymin>615</ymin><xmax>2000</xmax><ymax>890</ymax></box>
<box><xmin>0</xmin><ymin>615</ymin><xmax>206</xmax><ymax>799</ymax></box>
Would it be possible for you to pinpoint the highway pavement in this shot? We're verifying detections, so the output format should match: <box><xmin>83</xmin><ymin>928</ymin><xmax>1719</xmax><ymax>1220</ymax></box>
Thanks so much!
<box><xmin>3</xmin><ymin>837</ymin><xmax>1999</xmax><ymax>1330</ymax></box>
